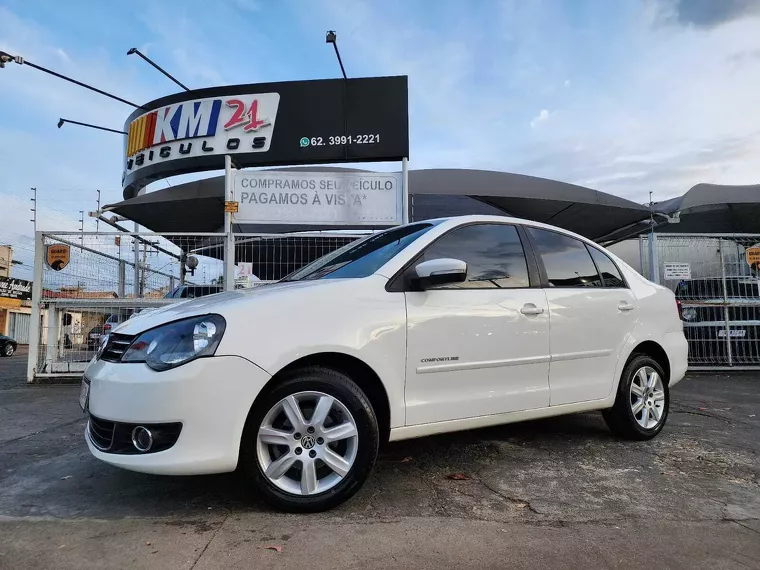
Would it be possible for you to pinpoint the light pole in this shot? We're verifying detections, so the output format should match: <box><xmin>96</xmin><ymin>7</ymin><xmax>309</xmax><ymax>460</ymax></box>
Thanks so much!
<box><xmin>57</xmin><ymin>118</ymin><xmax>127</xmax><ymax>135</ymax></box>
<box><xmin>325</xmin><ymin>31</ymin><xmax>348</xmax><ymax>79</ymax></box>
<box><xmin>0</xmin><ymin>50</ymin><xmax>143</xmax><ymax>108</ymax></box>
<box><xmin>127</xmin><ymin>48</ymin><xmax>189</xmax><ymax>91</ymax></box>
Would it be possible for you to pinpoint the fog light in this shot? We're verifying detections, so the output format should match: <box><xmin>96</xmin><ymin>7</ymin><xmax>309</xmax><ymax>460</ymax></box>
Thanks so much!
<box><xmin>131</xmin><ymin>426</ymin><xmax>153</xmax><ymax>452</ymax></box>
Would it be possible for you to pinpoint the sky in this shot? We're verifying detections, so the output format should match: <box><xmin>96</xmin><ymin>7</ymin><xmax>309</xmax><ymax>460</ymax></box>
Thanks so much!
<box><xmin>1</xmin><ymin>0</ymin><xmax>760</xmax><ymax>278</ymax></box>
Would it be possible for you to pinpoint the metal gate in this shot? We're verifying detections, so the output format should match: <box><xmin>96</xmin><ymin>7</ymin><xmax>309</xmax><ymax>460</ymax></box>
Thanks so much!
<box><xmin>640</xmin><ymin>233</ymin><xmax>760</xmax><ymax>369</ymax></box>
<box><xmin>9</xmin><ymin>312</ymin><xmax>31</xmax><ymax>344</ymax></box>
<box><xmin>27</xmin><ymin>230</ymin><xmax>364</xmax><ymax>381</ymax></box>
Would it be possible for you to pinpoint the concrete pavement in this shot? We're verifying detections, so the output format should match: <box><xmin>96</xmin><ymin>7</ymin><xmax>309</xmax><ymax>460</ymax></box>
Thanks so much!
<box><xmin>1</xmin><ymin>350</ymin><xmax>759</xmax><ymax>569</ymax></box>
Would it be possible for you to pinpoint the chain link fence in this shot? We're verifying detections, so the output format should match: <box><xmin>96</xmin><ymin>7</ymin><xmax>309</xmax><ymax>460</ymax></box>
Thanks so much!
<box><xmin>641</xmin><ymin>233</ymin><xmax>760</xmax><ymax>368</ymax></box>
<box><xmin>30</xmin><ymin>231</ymin><xmax>364</xmax><ymax>380</ymax></box>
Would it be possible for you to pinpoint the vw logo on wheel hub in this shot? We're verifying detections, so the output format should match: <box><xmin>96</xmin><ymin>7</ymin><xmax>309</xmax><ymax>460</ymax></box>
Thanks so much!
<box><xmin>301</xmin><ymin>434</ymin><xmax>316</xmax><ymax>449</ymax></box>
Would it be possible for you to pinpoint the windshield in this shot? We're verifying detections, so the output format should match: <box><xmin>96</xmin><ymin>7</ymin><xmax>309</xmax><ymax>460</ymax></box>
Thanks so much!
<box><xmin>283</xmin><ymin>223</ymin><xmax>436</xmax><ymax>282</ymax></box>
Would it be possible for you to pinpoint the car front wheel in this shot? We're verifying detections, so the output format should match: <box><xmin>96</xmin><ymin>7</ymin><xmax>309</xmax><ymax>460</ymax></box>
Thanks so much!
<box><xmin>240</xmin><ymin>366</ymin><xmax>379</xmax><ymax>512</ymax></box>
<box><xmin>602</xmin><ymin>354</ymin><xmax>669</xmax><ymax>440</ymax></box>
<box><xmin>2</xmin><ymin>344</ymin><xmax>14</xmax><ymax>357</ymax></box>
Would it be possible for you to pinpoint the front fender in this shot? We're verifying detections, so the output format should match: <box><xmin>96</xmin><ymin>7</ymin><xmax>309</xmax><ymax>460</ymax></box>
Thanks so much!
<box><xmin>216</xmin><ymin>276</ymin><xmax>408</xmax><ymax>429</ymax></box>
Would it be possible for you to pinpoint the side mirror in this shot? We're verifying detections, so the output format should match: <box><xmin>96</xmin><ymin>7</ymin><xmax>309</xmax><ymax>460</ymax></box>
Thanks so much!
<box><xmin>411</xmin><ymin>258</ymin><xmax>467</xmax><ymax>290</ymax></box>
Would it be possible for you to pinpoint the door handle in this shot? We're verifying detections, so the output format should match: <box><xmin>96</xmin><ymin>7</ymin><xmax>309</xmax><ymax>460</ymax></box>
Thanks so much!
<box><xmin>520</xmin><ymin>304</ymin><xmax>544</xmax><ymax>316</ymax></box>
<box><xmin>618</xmin><ymin>302</ymin><xmax>635</xmax><ymax>312</ymax></box>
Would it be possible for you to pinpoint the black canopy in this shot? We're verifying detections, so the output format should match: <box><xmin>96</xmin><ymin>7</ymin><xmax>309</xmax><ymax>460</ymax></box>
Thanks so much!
<box><xmin>105</xmin><ymin>167</ymin><xmax>654</xmax><ymax>241</ymax></box>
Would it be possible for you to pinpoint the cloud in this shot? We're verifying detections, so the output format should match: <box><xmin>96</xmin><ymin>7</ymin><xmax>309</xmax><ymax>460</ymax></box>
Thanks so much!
<box><xmin>669</xmin><ymin>0</ymin><xmax>760</xmax><ymax>28</ymax></box>
<box><xmin>727</xmin><ymin>47</ymin><xmax>760</xmax><ymax>64</ymax></box>
<box><xmin>2</xmin><ymin>0</ymin><xmax>760</xmax><ymax>245</ymax></box>
<box><xmin>530</xmin><ymin>109</ymin><xmax>551</xmax><ymax>129</ymax></box>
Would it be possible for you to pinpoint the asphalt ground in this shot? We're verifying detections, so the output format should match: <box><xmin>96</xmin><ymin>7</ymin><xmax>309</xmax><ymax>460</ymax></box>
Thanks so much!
<box><xmin>1</xmin><ymin>347</ymin><xmax>759</xmax><ymax>569</ymax></box>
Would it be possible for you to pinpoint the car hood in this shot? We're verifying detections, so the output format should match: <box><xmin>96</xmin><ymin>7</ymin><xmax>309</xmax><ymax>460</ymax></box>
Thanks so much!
<box><xmin>112</xmin><ymin>280</ymin><xmax>351</xmax><ymax>335</ymax></box>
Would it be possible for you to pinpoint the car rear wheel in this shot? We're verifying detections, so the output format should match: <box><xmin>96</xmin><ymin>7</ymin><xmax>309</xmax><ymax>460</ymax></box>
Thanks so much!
<box><xmin>2</xmin><ymin>344</ymin><xmax>14</xmax><ymax>357</ymax></box>
<box><xmin>240</xmin><ymin>366</ymin><xmax>379</xmax><ymax>512</ymax></box>
<box><xmin>602</xmin><ymin>354</ymin><xmax>669</xmax><ymax>440</ymax></box>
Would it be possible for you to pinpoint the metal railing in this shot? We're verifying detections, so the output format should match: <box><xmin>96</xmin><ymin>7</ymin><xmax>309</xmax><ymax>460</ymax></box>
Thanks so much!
<box><xmin>28</xmin><ymin>230</ymin><xmax>364</xmax><ymax>381</ymax></box>
<box><xmin>641</xmin><ymin>233</ymin><xmax>760</xmax><ymax>369</ymax></box>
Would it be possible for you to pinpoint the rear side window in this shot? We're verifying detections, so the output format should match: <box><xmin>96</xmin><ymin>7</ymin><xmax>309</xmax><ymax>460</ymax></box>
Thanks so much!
<box><xmin>418</xmin><ymin>224</ymin><xmax>530</xmax><ymax>289</ymax></box>
<box><xmin>588</xmin><ymin>247</ymin><xmax>626</xmax><ymax>288</ymax></box>
<box><xmin>528</xmin><ymin>228</ymin><xmax>602</xmax><ymax>288</ymax></box>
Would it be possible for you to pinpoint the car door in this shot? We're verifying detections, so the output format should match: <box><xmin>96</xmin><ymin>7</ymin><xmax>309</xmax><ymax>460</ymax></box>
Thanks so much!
<box><xmin>526</xmin><ymin>227</ymin><xmax>639</xmax><ymax>405</ymax></box>
<box><xmin>404</xmin><ymin>223</ymin><xmax>551</xmax><ymax>425</ymax></box>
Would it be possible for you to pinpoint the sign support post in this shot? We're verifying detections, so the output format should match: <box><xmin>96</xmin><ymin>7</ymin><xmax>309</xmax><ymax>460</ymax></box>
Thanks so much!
<box><xmin>133</xmin><ymin>222</ymin><xmax>140</xmax><ymax>298</ymax></box>
<box><xmin>223</xmin><ymin>155</ymin><xmax>235</xmax><ymax>292</ymax></box>
<box><xmin>27</xmin><ymin>231</ymin><xmax>44</xmax><ymax>383</ymax></box>
<box><xmin>402</xmin><ymin>157</ymin><xmax>409</xmax><ymax>224</ymax></box>
<box><xmin>648</xmin><ymin>230</ymin><xmax>659</xmax><ymax>284</ymax></box>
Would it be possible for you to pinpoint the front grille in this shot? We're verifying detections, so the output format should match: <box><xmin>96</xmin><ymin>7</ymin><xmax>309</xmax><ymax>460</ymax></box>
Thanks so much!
<box><xmin>88</xmin><ymin>415</ymin><xmax>115</xmax><ymax>450</ymax></box>
<box><xmin>100</xmin><ymin>333</ymin><xmax>136</xmax><ymax>362</ymax></box>
<box><xmin>88</xmin><ymin>414</ymin><xmax>182</xmax><ymax>454</ymax></box>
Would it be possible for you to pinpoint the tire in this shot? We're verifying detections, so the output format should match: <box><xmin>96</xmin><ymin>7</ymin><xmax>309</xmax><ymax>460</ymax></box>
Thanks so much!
<box><xmin>602</xmin><ymin>354</ymin><xmax>669</xmax><ymax>441</ymax></box>
<box><xmin>240</xmin><ymin>366</ymin><xmax>379</xmax><ymax>513</ymax></box>
<box><xmin>2</xmin><ymin>344</ymin><xmax>13</xmax><ymax>357</ymax></box>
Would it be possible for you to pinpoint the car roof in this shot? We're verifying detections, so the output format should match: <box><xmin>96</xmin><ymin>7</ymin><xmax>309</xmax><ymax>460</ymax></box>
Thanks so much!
<box><xmin>426</xmin><ymin>215</ymin><xmax>600</xmax><ymax>246</ymax></box>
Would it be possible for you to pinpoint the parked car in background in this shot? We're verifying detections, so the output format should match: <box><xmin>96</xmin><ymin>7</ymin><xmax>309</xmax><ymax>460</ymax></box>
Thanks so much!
<box><xmin>87</xmin><ymin>314</ymin><xmax>129</xmax><ymax>349</ymax></box>
<box><xmin>82</xmin><ymin>215</ymin><xmax>687</xmax><ymax>513</ymax></box>
<box><xmin>0</xmin><ymin>334</ymin><xmax>18</xmax><ymax>357</ymax></box>
<box><xmin>675</xmin><ymin>276</ymin><xmax>760</xmax><ymax>364</ymax></box>
<box><xmin>164</xmin><ymin>285</ymin><xmax>223</xmax><ymax>299</ymax></box>
<box><xmin>87</xmin><ymin>326</ymin><xmax>105</xmax><ymax>349</ymax></box>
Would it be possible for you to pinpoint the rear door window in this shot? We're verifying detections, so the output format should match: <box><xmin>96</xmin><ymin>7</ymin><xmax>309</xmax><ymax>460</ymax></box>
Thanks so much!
<box><xmin>528</xmin><ymin>228</ymin><xmax>602</xmax><ymax>288</ymax></box>
<box><xmin>588</xmin><ymin>247</ymin><xmax>626</xmax><ymax>288</ymax></box>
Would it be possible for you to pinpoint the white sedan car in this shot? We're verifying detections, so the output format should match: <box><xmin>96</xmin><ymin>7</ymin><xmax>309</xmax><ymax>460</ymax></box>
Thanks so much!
<box><xmin>81</xmin><ymin>215</ymin><xmax>687</xmax><ymax>512</ymax></box>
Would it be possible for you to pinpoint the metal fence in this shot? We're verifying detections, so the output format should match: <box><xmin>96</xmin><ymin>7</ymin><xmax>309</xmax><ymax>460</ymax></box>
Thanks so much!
<box><xmin>640</xmin><ymin>233</ymin><xmax>760</xmax><ymax>369</ymax></box>
<box><xmin>28</xmin><ymin>230</ymin><xmax>364</xmax><ymax>381</ymax></box>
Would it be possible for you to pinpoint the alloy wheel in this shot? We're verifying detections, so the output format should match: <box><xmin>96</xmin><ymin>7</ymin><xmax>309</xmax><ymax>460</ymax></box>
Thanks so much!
<box><xmin>630</xmin><ymin>366</ymin><xmax>665</xmax><ymax>429</ymax></box>
<box><xmin>256</xmin><ymin>391</ymin><xmax>359</xmax><ymax>496</ymax></box>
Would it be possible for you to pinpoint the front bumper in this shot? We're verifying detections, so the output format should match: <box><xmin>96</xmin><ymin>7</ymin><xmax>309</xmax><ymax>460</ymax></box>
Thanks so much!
<box><xmin>84</xmin><ymin>355</ymin><xmax>271</xmax><ymax>475</ymax></box>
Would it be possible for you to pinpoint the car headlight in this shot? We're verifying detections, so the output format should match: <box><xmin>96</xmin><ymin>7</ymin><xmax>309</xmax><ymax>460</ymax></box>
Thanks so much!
<box><xmin>121</xmin><ymin>315</ymin><xmax>226</xmax><ymax>371</ymax></box>
<box><xmin>681</xmin><ymin>307</ymin><xmax>697</xmax><ymax>321</ymax></box>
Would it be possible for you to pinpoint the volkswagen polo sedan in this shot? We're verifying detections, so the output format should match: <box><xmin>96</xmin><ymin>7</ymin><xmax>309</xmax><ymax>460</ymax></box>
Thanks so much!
<box><xmin>82</xmin><ymin>215</ymin><xmax>687</xmax><ymax>512</ymax></box>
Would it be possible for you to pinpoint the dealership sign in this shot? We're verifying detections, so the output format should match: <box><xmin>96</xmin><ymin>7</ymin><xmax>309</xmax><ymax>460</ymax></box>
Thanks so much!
<box><xmin>233</xmin><ymin>171</ymin><xmax>401</xmax><ymax>226</ymax></box>
<box><xmin>125</xmin><ymin>93</ymin><xmax>280</xmax><ymax>176</ymax></box>
<box><xmin>0</xmin><ymin>276</ymin><xmax>32</xmax><ymax>301</ymax></box>
<box><xmin>122</xmin><ymin>77</ymin><xmax>409</xmax><ymax>199</ymax></box>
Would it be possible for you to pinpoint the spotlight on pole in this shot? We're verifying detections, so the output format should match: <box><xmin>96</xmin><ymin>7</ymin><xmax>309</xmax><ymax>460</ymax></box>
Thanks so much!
<box><xmin>127</xmin><ymin>47</ymin><xmax>190</xmax><ymax>91</ymax></box>
<box><xmin>57</xmin><ymin>118</ymin><xmax>127</xmax><ymax>135</ymax></box>
<box><xmin>325</xmin><ymin>30</ymin><xmax>347</xmax><ymax>79</ymax></box>
<box><xmin>1</xmin><ymin>50</ymin><xmax>141</xmax><ymax>107</ymax></box>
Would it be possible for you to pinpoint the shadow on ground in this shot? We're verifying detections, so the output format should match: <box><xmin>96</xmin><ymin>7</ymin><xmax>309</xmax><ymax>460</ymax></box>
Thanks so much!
<box><xmin>1</xmin><ymin>373</ymin><xmax>758</xmax><ymax>525</ymax></box>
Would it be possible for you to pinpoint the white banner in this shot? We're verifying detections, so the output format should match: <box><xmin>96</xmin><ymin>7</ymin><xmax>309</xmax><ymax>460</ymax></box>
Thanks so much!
<box><xmin>233</xmin><ymin>170</ymin><xmax>401</xmax><ymax>225</ymax></box>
